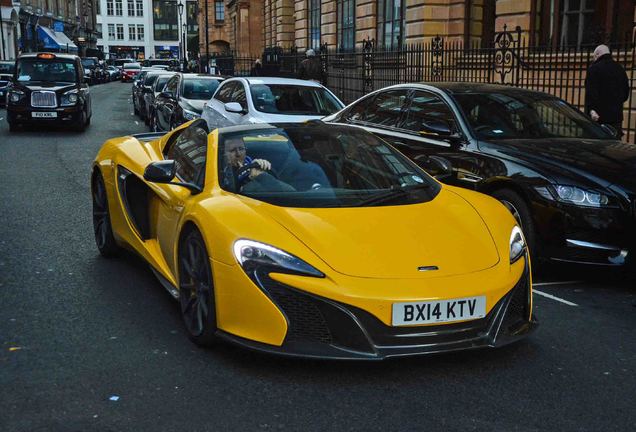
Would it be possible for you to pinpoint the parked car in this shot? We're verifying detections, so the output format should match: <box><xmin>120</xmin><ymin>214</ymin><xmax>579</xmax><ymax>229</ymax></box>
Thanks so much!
<box><xmin>91</xmin><ymin>119</ymin><xmax>535</xmax><ymax>359</ymax></box>
<box><xmin>153</xmin><ymin>73</ymin><xmax>223</xmax><ymax>131</ymax></box>
<box><xmin>143</xmin><ymin>73</ymin><xmax>177</xmax><ymax>127</ymax></box>
<box><xmin>201</xmin><ymin>77</ymin><xmax>344</xmax><ymax>129</ymax></box>
<box><xmin>121</xmin><ymin>62</ymin><xmax>141</xmax><ymax>82</ymax></box>
<box><xmin>105</xmin><ymin>65</ymin><xmax>121</xmax><ymax>81</ymax></box>
<box><xmin>6</xmin><ymin>52</ymin><xmax>91</xmax><ymax>132</ymax></box>
<box><xmin>0</xmin><ymin>60</ymin><xmax>15</xmax><ymax>107</ymax></box>
<box><xmin>132</xmin><ymin>70</ymin><xmax>174</xmax><ymax>121</ymax></box>
<box><xmin>324</xmin><ymin>82</ymin><xmax>636</xmax><ymax>267</ymax></box>
<box><xmin>142</xmin><ymin>58</ymin><xmax>179</xmax><ymax>70</ymax></box>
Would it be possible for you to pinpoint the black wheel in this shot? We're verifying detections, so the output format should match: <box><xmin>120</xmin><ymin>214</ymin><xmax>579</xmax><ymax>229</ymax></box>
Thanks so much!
<box><xmin>8</xmin><ymin>122</ymin><xmax>18</xmax><ymax>132</ymax></box>
<box><xmin>151</xmin><ymin>114</ymin><xmax>159</xmax><ymax>132</ymax></box>
<box><xmin>178</xmin><ymin>228</ymin><xmax>217</xmax><ymax>346</ymax></box>
<box><xmin>133</xmin><ymin>99</ymin><xmax>139</xmax><ymax>115</ymax></box>
<box><xmin>92</xmin><ymin>171</ymin><xmax>120</xmax><ymax>257</ymax></box>
<box><xmin>491</xmin><ymin>188</ymin><xmax>537</xmax><ymax>256</ymax></box>
<box><xmin>74</xmin><ymin>110</ymin><xmax>88</xmax><ymax>132</ymax></box>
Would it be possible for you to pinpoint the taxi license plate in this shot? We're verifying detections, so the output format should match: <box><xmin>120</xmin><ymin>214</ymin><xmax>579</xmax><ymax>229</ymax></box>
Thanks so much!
<box><xmin>32</xmin><ymin>112</ymin><xmax>57</xmax><ymax>118</ymax></box>
<box><xmin>392</xmin><ymin>296</ymin><xmax>486</xmax><ymax>326</ymax></box>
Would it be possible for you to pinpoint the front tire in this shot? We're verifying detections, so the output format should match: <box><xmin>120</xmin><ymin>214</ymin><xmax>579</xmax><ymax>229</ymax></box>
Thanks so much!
<box><xmin>92</xmin><ymin>171</ymin><xmax>120</xmax><ymax>257</ymax></box>
<box><xmin>491</xmin><ymin>188</ymin><xmax>537</xmax><ymax>256</ymax></box>
<box><xmin>179</xmin><ymin>228</ymin><xmax>217</xmax><ymax>346</ymax></box>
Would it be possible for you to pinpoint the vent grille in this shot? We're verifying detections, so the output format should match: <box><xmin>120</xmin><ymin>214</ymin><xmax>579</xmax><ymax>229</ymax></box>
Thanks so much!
<box><xmin>31</xmin><ymin>91</ymin><xmax>57</xmax><ymax>108</ymax></box>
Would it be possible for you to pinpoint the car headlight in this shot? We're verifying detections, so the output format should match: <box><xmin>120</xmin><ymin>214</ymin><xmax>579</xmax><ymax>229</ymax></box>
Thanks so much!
<box><xmin>233</xmin><ymin>239</ymin><xmax>324</xmax><ymax>278</ymax></box>
<box><xmin>60</xmin><ymin>90</ymin><xmax>79</xmax><ymax>106</ymax></box>
<box><xmin>183</xmin><ymin>108</ymin><xmax>200</xmax><ymax>120</ymax></box>
<box><xmin>510</xmin><ymin>226</ymin><xmax>526</xmax><ymax>264</ymax></box>
<box><xmin>8</xmin><ymin>90</ymin><xmax>24</xmax><ymax>103</ymax></box>
<box><xmin>534</xmin><ymin>185</ymin><xmax>614</xmax><ymax>208</ymax></box>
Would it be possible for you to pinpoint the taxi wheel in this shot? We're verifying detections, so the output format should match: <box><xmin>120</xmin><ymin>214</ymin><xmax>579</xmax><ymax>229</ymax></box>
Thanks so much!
<box><xmin>492</xmin><ymin>188</ymin><xmax>537</xmax><ymax>256</ymax></box>
<box><xmin>178</xmin><ymin>228</ymin><xmax>217</xmax><ymax>346</ymax></box>
<box><xmin>8</xmin><ymin>122</ymin><xmax>19</xmax><ymax>132</ymax></box>
<box><xmin>74</xmin><ymin>110</ymin><xmax>88</xmax><ymax>132</ymax></box>
<box><xmin>91</xmin><ymin>171</ymin><xmax>120</xmax><ymax>258</ymax></box>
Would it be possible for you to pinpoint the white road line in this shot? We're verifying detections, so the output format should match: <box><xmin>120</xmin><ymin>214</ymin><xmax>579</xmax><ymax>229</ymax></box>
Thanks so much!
<box><xmin>533</xmin><ymin>281</ymin><xmax>581</xmax><ymax>286</ymax></box>
<box><xmin>533</xmin><ymin>289</ymin><xmax>578</xmax><ymax>306</ymax></box>
<box><xmin>135</xmin><ymin>120</ymin><xmax>139</xmax><ymax>125</ymax></box>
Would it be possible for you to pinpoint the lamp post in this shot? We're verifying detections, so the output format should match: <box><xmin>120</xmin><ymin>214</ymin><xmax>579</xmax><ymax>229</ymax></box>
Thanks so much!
<box><xmin>177</xmin><ymin>0</ymin><xmax>184</xmax><ymax>64</ymax></box>
<box><xmin>182</xmin><ymin>22</ymin><xmax>187</xmax><ymax>70</ymax></box>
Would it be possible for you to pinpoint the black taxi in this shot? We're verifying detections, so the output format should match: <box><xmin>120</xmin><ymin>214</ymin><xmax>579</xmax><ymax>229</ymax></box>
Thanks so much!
<box><xmin>6</xmin><ymin>52</ymin><xmax>92</xmax><ymax>132</ymax></box>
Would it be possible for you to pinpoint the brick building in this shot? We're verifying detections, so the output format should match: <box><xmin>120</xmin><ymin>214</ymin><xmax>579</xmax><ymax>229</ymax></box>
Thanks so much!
<box><xmin>263</xmin><ymin>0</ymin><xmax>635</xmax><ymax>51</ymax></box>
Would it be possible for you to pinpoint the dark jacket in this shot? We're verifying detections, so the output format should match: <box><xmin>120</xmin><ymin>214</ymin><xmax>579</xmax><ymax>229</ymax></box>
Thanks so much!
<box><xmin>298</xmin><ymin>57</ymin><xmax>323</xmax><ymax>82</ymax></box>
<box><xmin>585</xmin><ymin>54</ymin><xmax>629</xmax><ymax>123</ymax></box>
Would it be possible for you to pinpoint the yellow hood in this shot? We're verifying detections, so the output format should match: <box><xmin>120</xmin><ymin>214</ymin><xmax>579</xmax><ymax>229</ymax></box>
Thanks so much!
<box><xmin>259</xmin><ymin>189</ymin><xmax>500</xmax><ymax>279</ymax></box>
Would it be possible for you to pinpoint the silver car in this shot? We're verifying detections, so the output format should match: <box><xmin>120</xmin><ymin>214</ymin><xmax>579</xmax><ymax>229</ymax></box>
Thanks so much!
<box><xmin>201</xmin><ymin>77</ymin><xmax>344</xmax><ymax>128</ymax></box>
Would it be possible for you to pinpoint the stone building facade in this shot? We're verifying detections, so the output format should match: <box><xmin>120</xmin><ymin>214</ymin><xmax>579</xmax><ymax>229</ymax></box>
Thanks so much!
<box><xmin>263</xmin><ymin>0</ymin><xmax>635</xmax><ymax>51</ymax></box>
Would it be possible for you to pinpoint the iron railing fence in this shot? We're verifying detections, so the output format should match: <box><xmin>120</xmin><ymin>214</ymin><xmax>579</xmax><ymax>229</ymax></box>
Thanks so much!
<box><xmin>217</xmin><ymin>26</ymin><xmax>636</xmax><ymax>143</ymax></box>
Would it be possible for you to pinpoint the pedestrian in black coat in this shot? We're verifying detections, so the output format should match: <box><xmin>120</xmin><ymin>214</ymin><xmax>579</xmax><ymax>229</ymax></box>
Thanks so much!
<box><xmin>585</xmin><ymin>44</ymin><xmax>630</xmax><ymax>138</ymax></box>
<box><xmin>298</xmin><ymin>49</ymin><xmax>323</xmax><ymax>83</ymax></box>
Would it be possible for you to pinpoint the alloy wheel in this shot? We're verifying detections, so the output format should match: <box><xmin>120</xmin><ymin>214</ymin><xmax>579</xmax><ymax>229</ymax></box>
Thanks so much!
<box><xmin>179</xmin><ymin>232</ymin><xmax>214</xmax><ymax>338</ymax></box>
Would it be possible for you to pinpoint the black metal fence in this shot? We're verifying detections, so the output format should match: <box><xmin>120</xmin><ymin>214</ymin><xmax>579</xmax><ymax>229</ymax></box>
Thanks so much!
<box><xmin>216</xmin><ymin>26</ymin><xmax>636</xmax><ymax>143</ymax></box>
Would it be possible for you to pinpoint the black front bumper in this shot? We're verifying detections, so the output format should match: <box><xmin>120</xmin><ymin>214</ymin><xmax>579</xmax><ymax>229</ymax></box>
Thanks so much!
<box><xmin>218</xmin><ymin>266</ymin><xmax>537</xmax><ymax>360</ymax></box>
<box><xmin>7</xmin><ymin>104</ymin><xmax>84</xmax><ymax>125</ymax></box>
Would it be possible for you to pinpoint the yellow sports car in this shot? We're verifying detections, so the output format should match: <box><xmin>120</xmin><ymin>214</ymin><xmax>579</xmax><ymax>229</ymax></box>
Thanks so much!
<box><xmin>91</xmin><ymin>119</ymin><xmax>536</xmax><ymax>359</ymax></box>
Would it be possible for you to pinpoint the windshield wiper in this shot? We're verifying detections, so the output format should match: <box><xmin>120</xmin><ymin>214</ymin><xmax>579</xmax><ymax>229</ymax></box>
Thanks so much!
<box><xmin>357</xmin><ymin>184</ymin><xmax>431</xmax><ymax>207</ymax></box>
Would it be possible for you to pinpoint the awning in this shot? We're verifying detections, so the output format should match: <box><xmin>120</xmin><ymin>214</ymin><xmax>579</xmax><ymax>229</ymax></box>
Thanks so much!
<box><xmin>36</xmin><ymin>26</ymin><xmax>78</xmax><ymax>53</ymax></box>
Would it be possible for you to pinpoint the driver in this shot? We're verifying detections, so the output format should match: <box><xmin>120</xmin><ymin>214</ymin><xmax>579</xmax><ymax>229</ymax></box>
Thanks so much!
<box><xmin>222</xmin><ymin>136</ymin><xmax>272</xmax><ymax>190</ymax></box>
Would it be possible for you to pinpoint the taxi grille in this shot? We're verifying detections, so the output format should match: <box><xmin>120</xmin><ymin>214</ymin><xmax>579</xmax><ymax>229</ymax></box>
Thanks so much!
<box><xmin>31</xmin><ymin>91</ymin><xmax>57</xmax><ymax>108</ymax></box>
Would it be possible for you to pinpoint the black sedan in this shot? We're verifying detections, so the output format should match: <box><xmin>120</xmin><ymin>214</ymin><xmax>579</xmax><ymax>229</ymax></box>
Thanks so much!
<box><xmin>132</xmin><ymin>70</ymin><xmax>174</xmax><ymax>122</ymax></box>
<box><xmin>152</xmin><ymin>73</ymin><xmax>223</xmax><ymax>131</ymax></box>
<box><xmin>324</xmin><ymin>83</ymin><xmax>636</xmax><ymax>267</ymax></box>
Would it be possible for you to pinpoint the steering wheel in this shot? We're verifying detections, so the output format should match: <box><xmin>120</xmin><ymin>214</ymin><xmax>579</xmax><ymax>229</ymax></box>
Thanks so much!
<box><xmin>237</xmin><ymin>161</ymin><xmax>278</xmax><ymax>179</ymax></box>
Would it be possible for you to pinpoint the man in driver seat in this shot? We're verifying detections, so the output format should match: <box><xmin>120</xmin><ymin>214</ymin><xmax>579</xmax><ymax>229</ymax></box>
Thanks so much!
<box><xmin>222</xmin><ymin>136</ymin><xmax>294</xmax><ymax>193</ymax></box>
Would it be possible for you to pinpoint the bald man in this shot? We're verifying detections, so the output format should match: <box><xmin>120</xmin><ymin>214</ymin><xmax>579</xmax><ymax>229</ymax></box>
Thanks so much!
<box><xmin>585</xmin><ymin>45</ymin><xmax>629</xmax><ymax>138</ymax></box>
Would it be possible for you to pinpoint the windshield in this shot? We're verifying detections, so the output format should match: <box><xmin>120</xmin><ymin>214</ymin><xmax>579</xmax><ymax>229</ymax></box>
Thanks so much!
<box><xmin>183</xmin><ymin>78</ymin><xmax>220</xmax><ymax>100</ymax></box>
<box><xmin>453</xmin><ymin>92</ymin><xmax>611</xmax><ymax>140</ymax></box>
<box><xmin>124</xmin><ymin>63</ymin><xmax>141</xmax><ymax>70</ymax></box>
<box><xmin>154</xmin><ymin>76</ymin><xmax>172</xmax><ymax>91</ymax></box>
<box><xmin>16</xmin><ymin>58</ymin><xmax>77</xmax><ymax>83</ymax></box>
<box><xmin>81</xmin><ymin>59</ymin><xmax>97</xmax><ymax>69</ymax></box>
<box><xmin>143</xmin><ymin>59</ymin><xmax>175</xmax><ymax>67</ymax></box>
<box><xmin>249</xmin><ymin>84</ymin><xmax>342</xmax><ymax>115</ymax></box>
<box><xmin>218</xmin><ymin>125</ymin><xmax>440</xmax><ymax>208</ymax></box>
<box><xmin>0</xmin><ymin>62</ymin><xmax>14</xmax><ymax>74</ymax></box>
<box><xmin>144</xmin><ymin>74</ymin><xmax>162</xmax><ymax>87</ymax></box>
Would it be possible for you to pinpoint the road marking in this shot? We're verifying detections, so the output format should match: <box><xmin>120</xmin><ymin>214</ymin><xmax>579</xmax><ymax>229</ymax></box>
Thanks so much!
<box><xmin>533</xmin><ymin>289</ymin><xmax>578</xmax><ymax>306</ymax></box>
<box><xmin>534</xmin><ymin>281</ymin><xmax>582</xmax><ymax>286</ymax></box>
<box><xmin>135</xmin><ymin>120</ymin><xmax>139</xmax><ymax>125</ymax></box>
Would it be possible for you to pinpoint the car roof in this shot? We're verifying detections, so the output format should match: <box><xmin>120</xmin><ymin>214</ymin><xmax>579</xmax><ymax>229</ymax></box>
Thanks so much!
<box><xmin>236</xmin><ymin>77</ymin><xmax>324</xmax><ymax>87</ymax></box>
<box><xmin>18</xmin><ymin>52</ymin><xmax>79</xmax><ymax>61</ymax></box>
<box><xmin>182</xmin><ymin>73</ymin><xmax>223</xmax><ymax>79</ymax></box>
<box><xmin>382</xmin><ymin>82</ymin><xmax>555</xmax><ymax>98</ymax></box>
<box><xmin>217</xmin><ymin>121</ymin><xmax>349</xmax><ymax>136</ymax></box>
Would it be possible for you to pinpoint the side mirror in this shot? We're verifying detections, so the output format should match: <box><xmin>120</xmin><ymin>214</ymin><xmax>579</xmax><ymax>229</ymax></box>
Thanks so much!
<box><xmin>225</xmin><ymin>102</ymin><xmax>246</xmax><ymax>114</ymax></box>
<box><xmin>160</xmin><ymin>91</ymin><xmax>173</xmax><ymax>99</ymax></box>
<box><xmin>144</xmin><ymin>159</ymin><xmax>203</xmax><ymax>194</ymax></box>
<box><xmin>416</xmin><ymin>155</ymin><xmax>453</xmax><ymax>180</ymax></box>
<box><xmin>601</xmin><ymin>123</ymin><xmax>619</xmax><ymax>138</ymax></box>
<box><xmin>144</xmin><ymin>160</ymin><xmax>176</xmax><ymax>183</ymax></box>
<box><xmin>420</xmin><ymin>119</ymin><xmax>452</xmax><ymax>136</ymax></box>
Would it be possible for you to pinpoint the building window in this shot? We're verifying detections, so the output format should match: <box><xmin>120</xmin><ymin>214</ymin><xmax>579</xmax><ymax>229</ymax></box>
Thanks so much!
<box><xmin>377</xmin><ymin>0</ymin><xmax>404</xmax><ymax>49</ymax></box>
<box><xmin>115</xmin><ymin>0</ymin><xmax>123</xmax><ymax>16</ymax></box>
<box><xmin>136</xmin><ymin>0</ymin><xmax>143</xmax><ymax>17</ymax></box>
<box><xmin>116</xmin><ymin>24</ymin><xmax>124</xmax><ymax>40</ymax></box>
<box><xmin>96</xmin><ymin>0</ymin><xmax>101</xmax><ymax>15</ymax></box>
<box><xmin>127</xmin><ymin>0</ymin><xmax>134</xmax><ymax>16</ymax></box>
<box><xmin>108</xmin><ymin>23</ymin><xmax>115</xmax><ymax>40</ymax></box>
<box><xmin>129</xmin><ymin>24</ymin><xmax>137</xmax><ymax>40</ymax></box>
<box><xmin>153</xmin><ymin>0</ymin><xmax>179</xmax><ymax>41</ymax></box>
<box><xmin>308</xmin><ymin>0</ymin><xmax>321</xmax><ymax>49</ymax></box>
<box><xmin>337</xmin><ymin>0</ymin><xmax>355</xmax><ymax>51</ymax></box>
<box><xmin>559</xmin><ymin>0</ymin><xmax>596</xmax><ymax>48</ymax></box>
<box><xmin>187</xmin><ymin>2</ymin><xmax>199</xmax><ymax>33</ymax></box>
<box><xmin>215</xmin><ymin>1</ymin><xmax>225</xmax><ymax>22</ymax></box>
<box><xmin>137</xmin><ymin>25</ymin><xmax>145</xmax><ymax>41</ymax></box>
<box><xmin>106</xmin><ymin>0</ymin><xmax>114</xmax><ymax>15</ymax></box>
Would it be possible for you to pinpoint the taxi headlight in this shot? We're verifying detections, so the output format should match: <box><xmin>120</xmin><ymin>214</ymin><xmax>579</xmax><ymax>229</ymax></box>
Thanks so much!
<box><xmin>510</xmin><ymin>226</ymin><xmax>526</xmax><ymax>264</ymax></box>
<box><xmin>233</xmin><ymin>239</ymin><xmax>324</xmax><ymax>278</ymax></box>
<box><xmin>9</xmin><ymin>90</ymin><xmax>24</xmax><ymax>103</ymax></box>
<box><xmin>61</xmin><ymin>90</ymin><xmax>79</xmax><ymax>106</ymax></box>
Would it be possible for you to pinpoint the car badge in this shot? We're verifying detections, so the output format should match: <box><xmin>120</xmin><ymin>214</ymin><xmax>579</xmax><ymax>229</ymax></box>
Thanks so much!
<box><xmin>417</xmin><ymin>266</ymin><xmax>439</xmax><ymax>272</ymax></box>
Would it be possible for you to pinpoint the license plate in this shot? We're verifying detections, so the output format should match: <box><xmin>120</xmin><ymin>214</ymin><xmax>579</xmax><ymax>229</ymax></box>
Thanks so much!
<box><xmin>392</xmin><ymin>296</ymin><xmax>486</xmax><ymax>326</ymax></box>
<box><xmin>32</xmin><ymin>112</ymin><xmax>57</xmax><ymax>118</ymax></box>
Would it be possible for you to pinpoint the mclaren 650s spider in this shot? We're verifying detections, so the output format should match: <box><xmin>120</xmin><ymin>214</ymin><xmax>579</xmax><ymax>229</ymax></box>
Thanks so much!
<box><xmin>91</xmin><ymin>119</ymin><xmax>537</xmax><ymax>360</ymax></box>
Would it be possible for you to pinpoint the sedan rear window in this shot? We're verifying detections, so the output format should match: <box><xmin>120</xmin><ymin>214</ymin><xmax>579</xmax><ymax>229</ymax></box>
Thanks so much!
<box><xmin>250</xmin><ymin>84</ymin><xmax>342</xmax><ymax>115</ymax></box>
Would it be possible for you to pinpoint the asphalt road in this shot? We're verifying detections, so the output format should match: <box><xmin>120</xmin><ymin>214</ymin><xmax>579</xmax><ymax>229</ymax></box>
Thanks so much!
<box><xmin>1</xmin><ymin>83</ymin><xmax>635</xmax><ymax>432</ymax></box>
